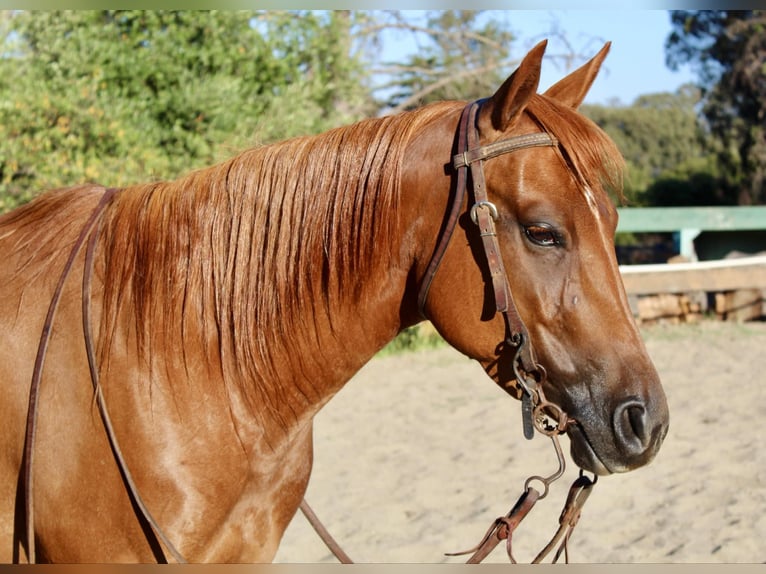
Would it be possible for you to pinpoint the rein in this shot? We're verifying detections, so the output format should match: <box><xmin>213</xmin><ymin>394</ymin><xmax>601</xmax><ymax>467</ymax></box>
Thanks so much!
<box><xmin>21</xmin><ymin>100</ymin><xmax>596</xmax><ymax>564</ymax></box>
<box><xmin>22</xmin><ymin>187</ymin><xmax>186</xmax><ymax>564</ymax></box>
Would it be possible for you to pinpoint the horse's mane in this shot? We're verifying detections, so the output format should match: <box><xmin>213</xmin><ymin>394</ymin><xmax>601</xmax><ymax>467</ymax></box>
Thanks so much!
<box><xmin>96</xmin><ymin>100</ymin><xmax>459</xmax><ymax>413</ymax></box>
<box><xmin>527</xmin><ymin>93</ymin><xmax>625</xmax><ymax>204</ymax></box>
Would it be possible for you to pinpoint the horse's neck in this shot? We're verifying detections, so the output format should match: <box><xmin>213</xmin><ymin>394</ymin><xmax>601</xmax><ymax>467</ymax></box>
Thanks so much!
<box><xmin>216</xmin><ymin>197</ymin><xmax>417</xmax><ymax>434</ymax></box>
<box><xmin>276</xmin><ymin>118</ymin><xmax>457</xmax><ymax>407</ymax></box>
<box><xmin>102</xmin><ymin>116</ymin><xmax>453</xmax><ymax>438</ymax></box>
<box><xmin>260</xmin><ymin>240</ymin><xmax>413</xmax><ymax>418</ymax></box>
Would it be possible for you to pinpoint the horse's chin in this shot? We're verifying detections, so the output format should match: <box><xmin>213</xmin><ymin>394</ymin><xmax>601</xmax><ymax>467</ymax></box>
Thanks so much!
<box><xmin>567</xmin><ymin>424</ymin><xmax>615</xmax><ymax>476</ymax></box>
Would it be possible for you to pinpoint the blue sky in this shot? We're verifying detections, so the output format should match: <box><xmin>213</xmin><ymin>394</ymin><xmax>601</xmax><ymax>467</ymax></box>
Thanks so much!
<box><xmin>509</xmin><ymin>10</ymin><xmax>697</xmax><ymax>105</ymax></box>
<box><xmin>381</xmin><ymin>10</ymin><xmax>698</xmax><ymax>106</ymax></box>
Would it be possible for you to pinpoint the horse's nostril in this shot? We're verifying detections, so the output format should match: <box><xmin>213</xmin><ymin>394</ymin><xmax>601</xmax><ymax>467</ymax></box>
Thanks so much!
<box><xmin>626</xmin><ymin>404</ymin><xmax>647</xmax><ymax>444</ymax></box>
<box><xmin>614</xmin><ymin>400</ymin><xmax>651</xmax><ymax>455</ymax></box>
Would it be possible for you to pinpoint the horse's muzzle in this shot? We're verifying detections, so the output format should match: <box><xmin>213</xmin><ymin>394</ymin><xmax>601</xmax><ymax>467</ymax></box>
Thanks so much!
<box><xmin>566</xmin><ymin>390</ymin><xmax>669</xmax><ymax>476</ymax></box>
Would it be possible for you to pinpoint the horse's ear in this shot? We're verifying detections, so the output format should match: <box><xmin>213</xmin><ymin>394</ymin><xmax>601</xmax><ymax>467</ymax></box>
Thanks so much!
<box><xmin>482</xmin><ymin>40</ymin><xmax>547</xmax><ymax>132</ymax></box>
<box><xmin>543</xmin><ymin>42</ymin><xmax>611</xmax><ymax>109</ymax></box>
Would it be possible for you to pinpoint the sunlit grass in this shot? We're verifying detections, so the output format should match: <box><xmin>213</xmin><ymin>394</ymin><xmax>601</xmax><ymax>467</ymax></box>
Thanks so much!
<box><xmin>377</xmin><ymin>323</ymin><xmax>445</xmax><ymax>357</ymax></box>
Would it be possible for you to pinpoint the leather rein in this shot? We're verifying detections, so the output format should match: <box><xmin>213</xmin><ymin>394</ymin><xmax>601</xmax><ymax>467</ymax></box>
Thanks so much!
<box><xmin>22</xmin><ymin>187</ymin><xmax>187</xmax><ymax>564</ymax></box>
<box><xmin>21</xmin><ymin>100</ymin><xmax>595</xmax><ymax>564</ymax></box>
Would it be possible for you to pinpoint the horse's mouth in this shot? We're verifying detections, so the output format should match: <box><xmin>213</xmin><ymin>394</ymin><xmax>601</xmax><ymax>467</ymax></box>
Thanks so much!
<box><xmin>566</xmin><ymin>423</ymin><xmax>613</xmax><ymax>476</ymax></box>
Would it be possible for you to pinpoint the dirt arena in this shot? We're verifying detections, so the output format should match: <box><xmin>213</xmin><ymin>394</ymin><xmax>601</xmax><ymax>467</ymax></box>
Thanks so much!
<box><xmin>274</xmin><ymin>320</ymin><xmax>766</xmax><ymax>564</ymax></box>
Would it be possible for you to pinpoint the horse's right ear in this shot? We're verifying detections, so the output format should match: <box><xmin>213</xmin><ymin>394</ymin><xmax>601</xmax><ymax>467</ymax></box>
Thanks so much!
<box><xmin>543</xmin><ymin>42</ymin><xmax>611</xmax><ymax>109</ymax></box>
<box><xmin>480</xmin><ymin>40</ymin><xmax>546</xmax><ymax>133</ymax></box>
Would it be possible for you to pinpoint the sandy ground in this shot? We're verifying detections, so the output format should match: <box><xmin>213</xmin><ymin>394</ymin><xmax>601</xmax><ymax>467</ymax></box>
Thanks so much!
<box><xmin>274</xmin><ymin>320</ymin><xmax>766</xmax><ymax>564</ymax></box>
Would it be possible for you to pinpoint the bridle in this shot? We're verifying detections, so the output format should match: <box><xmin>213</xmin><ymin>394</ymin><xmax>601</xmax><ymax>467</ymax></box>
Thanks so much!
<box><xmin>299</xmin><ymin>100</ymin><xmax>598</xmax><ymax>564</ymax></box>
<box><xmin>21</xmin><ymin>100</ymin><xmax>596</xmax><ymax>565</ymax></box>
<box><xmin>417</xmin><ymin>98</ymin><xmax>560</xmax><ymax>441</ymax></box>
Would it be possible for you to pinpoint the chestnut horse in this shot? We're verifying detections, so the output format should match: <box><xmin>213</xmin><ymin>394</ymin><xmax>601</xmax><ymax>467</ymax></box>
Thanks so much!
<box><xmin>0</xmin><ymin>41</ymin><xmax>668</xmax><ymax>562</ymax></box>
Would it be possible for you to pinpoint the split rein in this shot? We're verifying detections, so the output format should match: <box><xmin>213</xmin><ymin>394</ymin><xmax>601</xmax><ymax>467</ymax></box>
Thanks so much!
<box><xmin>22</xmin><ymin>187</ymin><xmax>187</xmax><ymax>564</ymax></box>
<box><xmin>301</xmin><ymin>100</ymin><xmax>598</xmax><ymax>563</ymax></box>
<box><xmin>449</xmin><ymin>413</ymin><xmax>596</xmax><ymax>564</ymax></box>
<box><xmin>22</xmin><ymin>99</ymin><xmax>597</xmax><ymax>564</ymax></box>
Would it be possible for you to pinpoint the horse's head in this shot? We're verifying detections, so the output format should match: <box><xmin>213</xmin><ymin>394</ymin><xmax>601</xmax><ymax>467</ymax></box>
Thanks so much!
<box><xmin>416</xmin><ymin>41</ymin><xmax>669</xmax><ymax>476</ymax></box>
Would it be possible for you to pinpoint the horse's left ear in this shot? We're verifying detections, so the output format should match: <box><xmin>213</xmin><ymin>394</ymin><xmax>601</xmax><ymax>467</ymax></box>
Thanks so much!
<box><xmin>543</xmin><ymin>42</ymin><xmax>611</xmax><ymax>109</ymax></box>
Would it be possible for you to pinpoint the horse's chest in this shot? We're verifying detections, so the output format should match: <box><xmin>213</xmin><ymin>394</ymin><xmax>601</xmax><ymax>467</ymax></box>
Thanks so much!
<box><xmin>184</xmin><ymin>426</ymin><xmax>315</xmax><ymax>562</ymax></box>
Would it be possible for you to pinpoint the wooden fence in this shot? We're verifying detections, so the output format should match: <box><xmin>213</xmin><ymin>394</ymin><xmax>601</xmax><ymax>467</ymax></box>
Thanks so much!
<box><xmin>616</xmin><ymin>205</ymin><xmax>766</xmax><ymax>260</ymax></box>
<box><xmin>615</xmin><ymin>206</ymin><xmax>766</xmax><ymax>323</ymax></box>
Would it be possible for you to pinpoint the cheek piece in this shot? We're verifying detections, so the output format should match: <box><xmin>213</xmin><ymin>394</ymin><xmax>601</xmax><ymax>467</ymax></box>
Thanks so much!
<box><xmin>416</xmin><ymin>98</ymin><xmax>562</xmax><ymax>440</ymax></box>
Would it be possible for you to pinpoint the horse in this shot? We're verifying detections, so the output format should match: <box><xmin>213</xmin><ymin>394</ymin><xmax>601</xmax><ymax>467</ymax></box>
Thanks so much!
<box><xmin>0</xmin><ymin>40</ymin><xmax>669</xmax><ymax>563</ymax></box>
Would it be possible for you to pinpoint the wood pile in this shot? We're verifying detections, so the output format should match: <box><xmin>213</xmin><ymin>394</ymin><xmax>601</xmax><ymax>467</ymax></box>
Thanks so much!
<box><xmin>622</xmin><ymin>253</ymin><xmax>766</xmax><ymax>325</ymax></box>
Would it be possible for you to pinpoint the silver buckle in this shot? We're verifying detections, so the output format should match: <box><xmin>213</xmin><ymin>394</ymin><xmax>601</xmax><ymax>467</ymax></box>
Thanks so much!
<box><xmin>470</xmin><ymin>201</ymin><xmax>499</xmax><ymax>225</ymax></box>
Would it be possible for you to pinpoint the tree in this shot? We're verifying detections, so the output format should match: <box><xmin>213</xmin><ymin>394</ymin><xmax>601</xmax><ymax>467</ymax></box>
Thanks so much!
<box><xmin>666</xmin><ymin>10</ymin><xmax>766</xmax><ymax>205</ymax></box>
<box><xmin>369</xmin><ymin>11</ymin><xmax>514</xmax><ymax>112</ymax></box>
<box><xmin>0</xmin><ymin>10</ymin><xmax>594</xmax><ymax>211</ymax></box>
<box><xmin>582</xmin><ymin>85</ymin><xmax>719</xmax><ymax>205</ymax></box>
<box><xmin>0</xmin><ymin>10</ymin><xmax>372</xmax><ymax>211</ymax></box>
<box><xmin>363</xmin><ymin>10</ymin><xmax>590</xmax><ymax>113</ymax></box>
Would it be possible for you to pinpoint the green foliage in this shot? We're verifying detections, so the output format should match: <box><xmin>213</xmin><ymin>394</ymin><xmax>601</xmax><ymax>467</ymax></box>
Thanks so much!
<box><xmin>378</xmin><ymin>324</ymin><xmax>445</xmax><ymax>357</ymax></box>
<box><xmin>582</xmin><ymin>85</ymin><xmax>722</xmax><ymax>206</ymax></box>
<box><xmin>643</xmin><ymin>158</ymin><xmax>728</xmax><ymax>207</ymax></box>
<box><xmin>666</xmin><ymin>10</ymin><xmax>766</xmax><ymax>205</ymax></box>
<box><xmin>3</xmin><ymin>10</ymin><xmax>754</xmax><ymax>215</ymax></box>
<box><xmin>0</xmin><ymin>10</ymin><xmax>372</xmax><ymax>212</ymax></box>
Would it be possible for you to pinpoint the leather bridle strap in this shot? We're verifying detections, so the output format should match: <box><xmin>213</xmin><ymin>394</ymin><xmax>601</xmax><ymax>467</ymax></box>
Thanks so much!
<box><xmin>299</xmin><ymin>500</ymin><xmax>353</xmax><ymax>563</ymax></box>
<box><xmin>416</xmin><ymin>100</ymin><xmax>557</xmax><ymax>438</ymax></box>
<box><xmin>416</xmin><ymin>100</ymin><xmax>474</xmax><ymax>317</ymax></box>
<box><xmin>464</xmin><ymin>103</ymin><xmax>558</xmax><ymax>319</ymax></box>
<box><xmin>416</xmin><ymin>99</ymin><xmax>557</xmax><ymax>340</ymax></box>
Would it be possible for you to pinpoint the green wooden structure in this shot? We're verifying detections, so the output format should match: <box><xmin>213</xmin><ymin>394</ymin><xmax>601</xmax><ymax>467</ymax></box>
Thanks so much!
<box><xmin>616</xmin><ymin>206</ymin><xmax>766</xmax><ymax>260</ymax></box>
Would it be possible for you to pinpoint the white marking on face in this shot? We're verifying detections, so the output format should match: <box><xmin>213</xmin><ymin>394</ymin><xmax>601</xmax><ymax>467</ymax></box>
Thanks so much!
<box><xmin>583</xmin><ymin>185</ymin><xmax>600</xmax><ymax>219</ymax></box>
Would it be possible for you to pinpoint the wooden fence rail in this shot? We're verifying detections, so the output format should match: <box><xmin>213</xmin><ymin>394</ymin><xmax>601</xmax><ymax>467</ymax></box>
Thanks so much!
<box><xmin>615</xmin><ymin>206</ymin><xmax>766</xmax><ymax>322</ymax></box>
<box><xmin>619</xmin><ymin>255</ymin><xmax>766</xmax><ymax>296</ymax></box>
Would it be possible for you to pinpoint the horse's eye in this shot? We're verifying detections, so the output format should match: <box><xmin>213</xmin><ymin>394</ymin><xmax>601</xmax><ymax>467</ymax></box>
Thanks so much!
<box><xmin>524</xmin><ymin>224</ymin><xmax>560</xmax><ymax>247</ymax></box>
